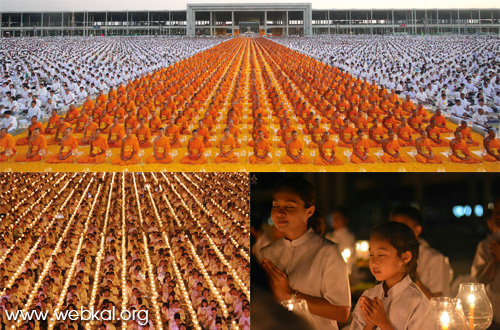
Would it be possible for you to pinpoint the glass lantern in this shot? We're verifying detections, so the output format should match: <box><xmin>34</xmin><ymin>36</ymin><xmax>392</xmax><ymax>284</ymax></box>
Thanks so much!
<box><xmin>419</xmin><ymin>297</ymin><xmax>468</xmax><ymax>330</ymax></box>
<box><xmin>456</xmin><ymin>283</ymin><xmax>493</xmax><ymax>330</ymax></box>
<box><xmin>280</xmin><ymin>299</ymin><xmax>318</xmax><ymax>330</ymax></box>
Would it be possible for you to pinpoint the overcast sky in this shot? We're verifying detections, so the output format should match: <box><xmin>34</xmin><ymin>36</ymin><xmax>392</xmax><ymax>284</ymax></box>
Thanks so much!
<box><xmin>2</xmin><ymin>0</ymin><xmax>499</xmax><ymax>12</ymax></box>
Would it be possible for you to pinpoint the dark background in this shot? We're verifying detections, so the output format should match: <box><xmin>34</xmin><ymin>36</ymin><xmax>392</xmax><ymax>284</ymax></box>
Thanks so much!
<box><xmin>250</xmin><ymin>172</ymin><xmax>500</xmax><ymax>276</ymax></box>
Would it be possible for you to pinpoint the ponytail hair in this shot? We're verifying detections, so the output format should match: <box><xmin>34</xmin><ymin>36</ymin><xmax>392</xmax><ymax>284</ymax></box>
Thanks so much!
<box><xmin>370</xmin><ymin>222</ymin><xmax>419</xmax><ymax>281</ymax></box>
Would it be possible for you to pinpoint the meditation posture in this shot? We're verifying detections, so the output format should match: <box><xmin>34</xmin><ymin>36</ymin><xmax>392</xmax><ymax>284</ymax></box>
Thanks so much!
<box><xmin>46</xmin><ymin>127</ymin><xmax>79</xmax><ymax>163</ymax></box>
<box><xmin>146</xmin><ymin>128</ymin><xmax>173</xmax><ymax>164</ymax></box>
<box><xmin>77</xmin><ymin>129</ymin><xmax>108</xmax><ymax>164</ymax></box>
<box><xmin>180</xmin><ymin>129</ymin><xmax>207</xmax><ymax>165</ymax></box>
<box><xmin>111</xmin><ymin>128</ymin><xmax>140</xmax><ymax>165</ymax></box>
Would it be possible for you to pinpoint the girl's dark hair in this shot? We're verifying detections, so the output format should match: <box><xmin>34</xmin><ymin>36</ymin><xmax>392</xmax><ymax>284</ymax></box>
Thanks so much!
<box><xmin>272</xmin><ymin>178</ymin><xmax>324</xmax><ymax>233</ymax></box>
<box><xmin>370</xmin><ymin>222</ymin><xmax>419</xmax><ymax>281</ymax></box>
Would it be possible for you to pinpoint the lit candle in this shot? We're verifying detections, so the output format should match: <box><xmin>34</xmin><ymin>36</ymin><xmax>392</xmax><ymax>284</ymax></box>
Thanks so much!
<box><xmin>468</xmin><ymin>294</ymin><xmax>475</xmax><ymax>330</ymax></box>
<box><xmin>440</xmin><ymin>311</ymin><xmax>450</xmax><ymax>330</ymax></box>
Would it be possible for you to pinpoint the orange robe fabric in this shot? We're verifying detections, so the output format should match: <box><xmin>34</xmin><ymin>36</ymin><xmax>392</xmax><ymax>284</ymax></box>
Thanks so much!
<box><xmin>16</xmin><ymin>122</ymin><xmax>44</xmax><ymax>145</ymax></box>
<box><xmin>15</xmin><ymin>135</ymin><xmax>47</xmax><ymax>162</ymax></box>
<box><xmin>314</xmin><ymin>140</ymin><xmax>343</xmax><ymax>165</ymax></box>
<box><xmin>369</xmin><ymin>127</ymin><xmax>385</xmax><ymax>147</ymax></box>
<box><xmin>428</xmin><ymin>127</ymin><xmax>450</xmax><ymax>147</ymax></box>
<box><xmin>180</xmin><ymin>137</ymin><xmax>207</xmax><ymax>164</ymax></box>
<box><xmin>45</xmin><ymin>115</ymin><xmax>61</xmax><ymax>135</ymax></box>
<box><xmin>108</xmin><ymin>124</ymin><xmax>125</xmax><ymax>148</ymax></box>
<box><xmin>249</xmin><ymin>139</ymin><xmax>272</xmax><ymax>164</ymax></box>
<box><xmin>111</xmin><ymin>136</ymin><xmax>140</xmax><ymax>165</ymax></box>
<box><xmin>415</xmin><ymin>139</ymin><xmax>443</xmax><ymax>164</ymax></box>
<box><xmin>77</xmin><ymin>136</ymin><xmax>108</xmax><ymax>164</ymax></box>
<box><xmin>46</xmin><ymin>136</ymin><xmax>78</xmax><ymax>163</ymax></box>
<box><xmin>434</xmin><ymin>115</ymin><xmax>453</xmax><ymax>133</ymax></box>
<box><xmin>350</xmin><ymin>139</ymin><xmax>376</xmax><ymax>164</ymax></box>
<box><xmin>215</xmin><ymin>137</ymin><xmax>238</xmax><ymax>163</ymax></box>
<box><xmin>338</xmin><ymin>126</ymin><xmax>355</xmax><ymax>148</ymax></box>
<box><xmin>47</xmin><ymin>122</ymin><xmax>71</xmax><ymax>145</ymax></box>
<box><xmin>450</xmin><ymin>140</ymin><xmax>481</xmax><ymax>164</ymax></box>
<box><xmin>484</xmin><ymin>138</ymin><xmax>500</xmax><ymax>162</ymax></box>
<box><xmin>167</xmin><ymin>125</ymin><xmax>182</xmax><ymax>148</ymax></box>
<box><xmin>0</xmin><ymin>134</ymin><xmax>16</xmax><ymax>162</ymax></box>
<box><xmin>281</xmin><ymin>139</ymin><xmax>310</xmax><ymax>164</ymax></box>
<box><xmin>460</xmin><ymin>127</ymin><xmax>480</xmax><ymax>146</ymax></box>
<box><xmin>78</xmin><ymin>122</ymin><xmax>98</xmax><ymax>145</ymax></box>
<box><xmin>146</xmin><ymin>136</ymin><xmax>173</xmax><ymax>164</ymax></box>
<box><xmin>381</xmin><ymin>140</ymin><xmax>409</xmax><ymax>163</ymax></box>
<box><xmin>136</xmin><ymin>126</ymin><xmax>152</xmax><ymax>148</ymax></box>
<box><xmin>397</xmin><ymin>125</ymin><xmax>415</xmax><ymax>147</ymax></box>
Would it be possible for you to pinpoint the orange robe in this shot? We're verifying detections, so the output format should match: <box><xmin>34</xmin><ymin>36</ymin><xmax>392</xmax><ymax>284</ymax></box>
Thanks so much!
<box><xmin>65</xmin><ymin>108</ymin><xmax>79</xmax><ymax>125</ymax></box>
<box><xmin>397</xmin><ymin>125</ymin><xmax>415</xmax><ymax>147</ymax></box>
<box><xmin>314</xmin><ymin>140</ymin><xmax>343</xmax><ymax>165</ymax></box>
<box><xmin>249</xmin><ymin>139</ymin><xmax>272</xmax><ymax>164</ymax></box>
<box><xmin>136</xmin><ymin>126</ymin><xmax>152</xmax><ymax>148</ymax></box>
<box><xmin>15</xmin><ymin>135</ymin><xmax>47</xmax><ymax>162</ymax></box>
<box><xmin>450</xmin><ymin>140</ymin><xmax>481</xmax><ymax>164</ymax></box>
<box><xmin>46</xmin><ymin>135</ymin><xmax>78</xmax><ymax>163</ymax></box>
<box><xmin>484</xmin><ymin>138</ymin><xmax>500</xmax><ymax>162</ymax></box>
<box><xmin>415</xmin><ymin>139</ymin><xmax>443</xmax><ymax>164</ymax></box>
<box><xmin>381</xmin><ymin>140</ymin><xmax>409</xmax><ymax>163</ymax></box>
<box><xmin>98</xmin><ymin>115</ymin><xmax>112</xmax><ymax>134</ymax></box>
<box><xmin>180</xmin><ymin>137</ymin><xmax>207</xmax><ymax>164</ymax></box>
<box><xmin>45</xmin><ymin>115</ymin><xmax>61</xmax><ymax>135</ymax></box>
<box><xmin>281</xmin><ymin>139</ymin><xmax>310</xmax><ymax>164</ymax></box>
<box><xmin>0</xmin><ymin>134</ymin><xmax>16</xmax><ymax>162</ymax></box>
<box><xmin>308</xmin><ymin>127</ymin><xmax>325</xmax><ymax>149</ymax></box>
<box><xmin>78</xmin><ymin>122</ymin><xmax>98</xmax><ymax>145</ymax></box>
<box><xmin>198</xmin><ymin>127</ymin><xmax>212</xmax><ymax>148</ymax></box>
<box><xmin>460</xmin><ymin>127</ymin><xmax>480</xmax><ymax>146</ymax></box>
<box><xmin>111</xmin><ymin>136</ymin><xmax>140</xmax><ymax>165</ymax></box>
<box><xmin>428</xmin><ymin>127</ymin><xmax>450</xmax><ymax>147</ymax></box>
<box><xmin>350</xmin><ymin>139</ymin><xmax>376</xmax><ymax>164</ymax></box>
<box><xmin>382</xmin><ymin>117</ymin><xmax>397</xmax><ymax>133</ymax></box>
<box><xmin>47</xmin><ymin>122</ymin><xmax>71</xmax><ymax>145</ymax></box>
<box><xmin>434</xmin><ymin>115</ymin><xmax>453</xmax><ymax>133</ymax></box>
<box><xmin>215</xmin><ymin>137</ymin><xmax>238</xmax><ymax>163</ymax></box>
<box><xmin>16</xmin><ymin>122</ymin><xmax>44</xmax><ymax>145</ymax></box>
<box><xmin>75</xmin><ymin>115</ymin><xmax>88</xmax><ymax>133</ymax></box>
<box><xmin>338</xmin><ymin>126</ymin><xmax>355</xmax><ymax>148</ymax></box>
<box><xmin>167</xmin><ymin>125</ymin><xmax>182</xmax><ymax>148</ymax></box>
<box><xmin>108</xmin><ymin>124</ymin><xmax>125</xmax><ymax>148</ymax></box>
<box><xmin>278</xmin><ymin>127</ymin><xmax>295</xmax><ymax>148</ymax></box>
<box><xmin>146</xmin><ymin>136</ymin><xmax>173</xmax><ymax>164</ymax></box>
<box><xmin>77</xmin><ymin>136</ymin><xmax>108</xmax><ymax>164</ymax></box>
<box><xmin>149</xmin><ymin>118</ymin><xmax>162</xmax><ymax>134</ymax></box>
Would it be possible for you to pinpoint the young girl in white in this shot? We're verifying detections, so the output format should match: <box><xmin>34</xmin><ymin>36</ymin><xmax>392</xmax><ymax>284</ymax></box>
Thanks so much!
<box><xmin>350</xmin><ymin>222</ymin><xmax>429</xmax><ymax>330</ymax></box>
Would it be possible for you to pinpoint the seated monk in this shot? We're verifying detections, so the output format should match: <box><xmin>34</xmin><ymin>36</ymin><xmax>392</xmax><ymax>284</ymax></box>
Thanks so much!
<box><xmin>146</xmin><ymin>128</ymin><xmax>173</xmax><ymax>164</ymax></box>
<box><xmin>483</xmin><ymin>129</ymin><xmax>500</xmax><ymax>162</ymax></box>
<box><xmin>381</xmin><ymin>131</ymin><xmax>409</xmax><ymax>163</ymax></box>
<box><xmin>149</xmin><ymin>111</ymin><xmax>162</xmax><ymax>135</ymax></box>
<box><xmin>110</xmin><ymin>128</ymin><xmax>140</xmax><ymax>165</ymax></box>
<box><xmin>174</xmin><ymin>111</ymin><xmax>189</xmax><ymax>135</ymax></box>
<box><xmin>78</xmin><ymin>116</ymin><xmax>98</xmax><ymax>146</ymax></box>
<box><xmin>74</xmin><ymin>109</ymin><xmax>89</xmax><ymax>133</ymax></box>
<box><xmin>456</xmin><ymin>121</ymin><xmax>480</xmax><ymax>146</ymax></box>
<box><xmin>226</xmin><ymin>120</ymin><xmax>241</xmax><ymax>148</ymax></box>
<box><xmin>308</xmin><ymin>118</ymin><xmax>324</xmax><ymax>148</ymax></box>
<box><xmin>16</xmin><ymin>116</ymin><xmax>44</xmax><ymax>146</ymax></box>
<box><xmin>15</xmin><ymin>127</ymin><xmax>46</xmax><ymax>162</ymax></box>
<box><xmin>0</xmin><ymin>128</ymin><xmax>15</xmax><ymax>162</ymax></box>
<box><xmin>249</xmin><ymin>130</ymin><xmax>272</xmax><ymax>164</ymax></box>
<box><xmin>136</xmin><ymin>118</ymin><xmax>152</xmax><ymax>148</ymax></box>
<box><xmin>166</xmin><ymin>118</ymin><xmax>183</xmax><ymax>149</ymax></box>
<box><xmin>108</xmin><ymin>117</ymin><xmax>126</xmax><ymax>148</ymax></box>
<box><xmin>407</xmin><ymin>110</ymin><xmax>424</xmax><ymax>134</ymax></box>
<box><xmin>46</xmin><ymin>127</ymin><xmax>79</xmax><ymax>163</ymax></box>
<box><xmin>44</xmin><ymin>110</ymin><xmax>61</xmax><ymax>135</ymax></box>
<box><xmin>382</xmin><ymin>112</ymin><xmax>398</xmax><ymax>134</ymax></box>
<box><xmin>65</xmin><ymin>105</ymin><xmax>79</xmax><ymax>125</ymax></box>
<box><xmin>77</xmin><ymin>129</ymin><xmax>108</xmax><ymax>164</ymax></box>
<box><xmin>281</xmin><ymin>130</ymin><xmax>310</xmax><ymax>164</ymax></box>
<box><xmin>328</xmin><ymin>111</ymin><xmax>343</xmax><ymax>134</ymax></box>
<box><xmin>338</xmin><ymin>118</ymin><xmax>356</xmax><ymax>148</ymax></box>
<box><xmin>215</xmin><ymin>128</ymin><xmax>238</xmax><ymax>164</ymax></box>
<box><xmin>416</xmin><ymin>103</ymin><xmax>430</xmax><ymax>123</ymax></box>
<box><xmin>47</xmin><ymin>118</ymin><xmax>71</xmax><ymax>145</ymax></box>
<box><xmin>431</xmin><ymin>109</ymin><xmax>453</xmax><ymax>133</ymax></box>
<box><xmin>426</xmin><ymin>119</ymin><xmax>450</xmax><ymax>147</ymax></box>
<box><xmin>302</xmin><ymin>112</ymin><xmax>316</xmax><ymax>134</ymax></box>
<box><xmin>197</xmin><ymin>120</ymin><xmax>212</xmax><ymax>148</ymax></box>
<box><xmin>350</xmin><ymin>130</ymin><xmax>376</xmax><ymax>164</ymax></box>
<box><xmin>314</xmin><ymin>131</ymin><xmax>343</xmax><ymax>166</ymax></box>
<box><xmin>277</xmin><ymin>118</ymin><xmax>295</xmax><ymax>148</ymax></box>
<box><xmin>414</xmin><ymin>130</ymin><xmax>444</xmax><ymax>164</ymax></box>
<box><xmin>248</xmin><ymin>118</ymin><xmax>269</xmax><ymax>147</ymax></box>
<box><xmin>180</xmin><ymin>129</ymin><xmax>207</xmax><ymax>165</ymax></box>
<box><xmin>353</xmin><ymin>112</ymin><xmax>368</xmax><ymax>133</ymax></box>
<box><xmin>368</xmin><ymin>119</ymin><xmax>385</xmax><ymax>148</ymax></box>
<box><xmin>449</xmin><ymin>131</ymin><xmax>482</xmax><ymax>164</ymax></box>
<box><xmin>98</xmin><ymin>109</ymin><xmax>112</xmax><ymax>134</ymax></box>
<box><xmin>124</xmin><ymin>111</ymin><xmax>138</xmax><ymax>134</ymax></box>
<box><xmin>396</xmin><ymin>118</ymin><xmax>415</xmax><ymax>147</ymax></box>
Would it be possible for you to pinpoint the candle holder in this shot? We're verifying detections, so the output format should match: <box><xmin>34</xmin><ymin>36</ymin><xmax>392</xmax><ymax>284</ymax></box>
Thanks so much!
<box><xmin>420</xmin><ymin>297</ymin><xmax>467</xmax><ymax>330</ymax></box>
<box><xmin>280</xmin><ymin>299</ymin><xmax>318</xmax><ymax>330</ymax></box>
<box><xmin>456</xmin><ymin>283</ymin><xmax>493</xmax><ymax>330</ymax></box>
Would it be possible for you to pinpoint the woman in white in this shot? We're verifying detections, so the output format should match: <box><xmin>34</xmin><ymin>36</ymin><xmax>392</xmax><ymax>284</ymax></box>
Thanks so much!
<box><xmin>260</xmin><ymin>178</ymin><xmax>351</xmax><ymax>330</ymax></box>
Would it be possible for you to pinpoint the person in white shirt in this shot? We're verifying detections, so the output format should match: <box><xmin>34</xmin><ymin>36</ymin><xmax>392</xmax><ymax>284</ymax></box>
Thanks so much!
<box><xmin>450</xmin><ymin>100</ymin><xmax>469</xmax><ymax>119</ymax></box>
<box><xmin>472</xmin><ymin>108</ymin><xmax>491</xmax><ymax>130</ymax></box>
<box><xmin>62</xmin><ymin>89</ymin><xmax>75</xmax><ymax>110</ymax></box>
<box><xmin>350</xmin><ymin>222</ymin><xmax>429</xmax><ymax>330</ymax></box>
<box><xmin>471</xmin><ymin>201</ymin><xmax>500</xmax><ymax>326</ymax></box>
<box><xmin>325</xmin><ymin>209</ymin><xmax>355</xmax><ymax>254</ymax></box>
<box><xmin>415</xmin><ymin>87</ymin><xmax>428</xmax><ymax>104</ymax></box>
<box><xmin>76</xmin><ymin>86</ymin><xmax>88</xmax><ymax>103</ymax></box>
<box><xmin>390</xmin><ymin>206</ymin><xmax>453</xmax><ymax>298</ymax></box>
<box><xmin>261</xmin><ymin>178</ymin><xmax>351</xmax><ymax>330</ymax></box>
<box><xmin>0</xmin><ymin>97</ymin><xmax>19</xmax><ymax>116</ymax></box>
<box><xmin>435</xmin><ymin>94</ymin><xmax>449</xmax><ymax>111</ymax></box>
<box><xmin>0</xmin><ymin>111</ymin><xmax>17</xmax><ymax>132</ymax></box>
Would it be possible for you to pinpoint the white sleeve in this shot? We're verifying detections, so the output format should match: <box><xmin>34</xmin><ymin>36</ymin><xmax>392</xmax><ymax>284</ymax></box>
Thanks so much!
<box><xmin>320</xmin><ymin>245</ymin><xmax>351</xmax><ymax>307</ymax></box>
<box><xmin>349</xmin><ymin>297</ymin><xmax>366</xmax><ymax>330</ymax></box>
